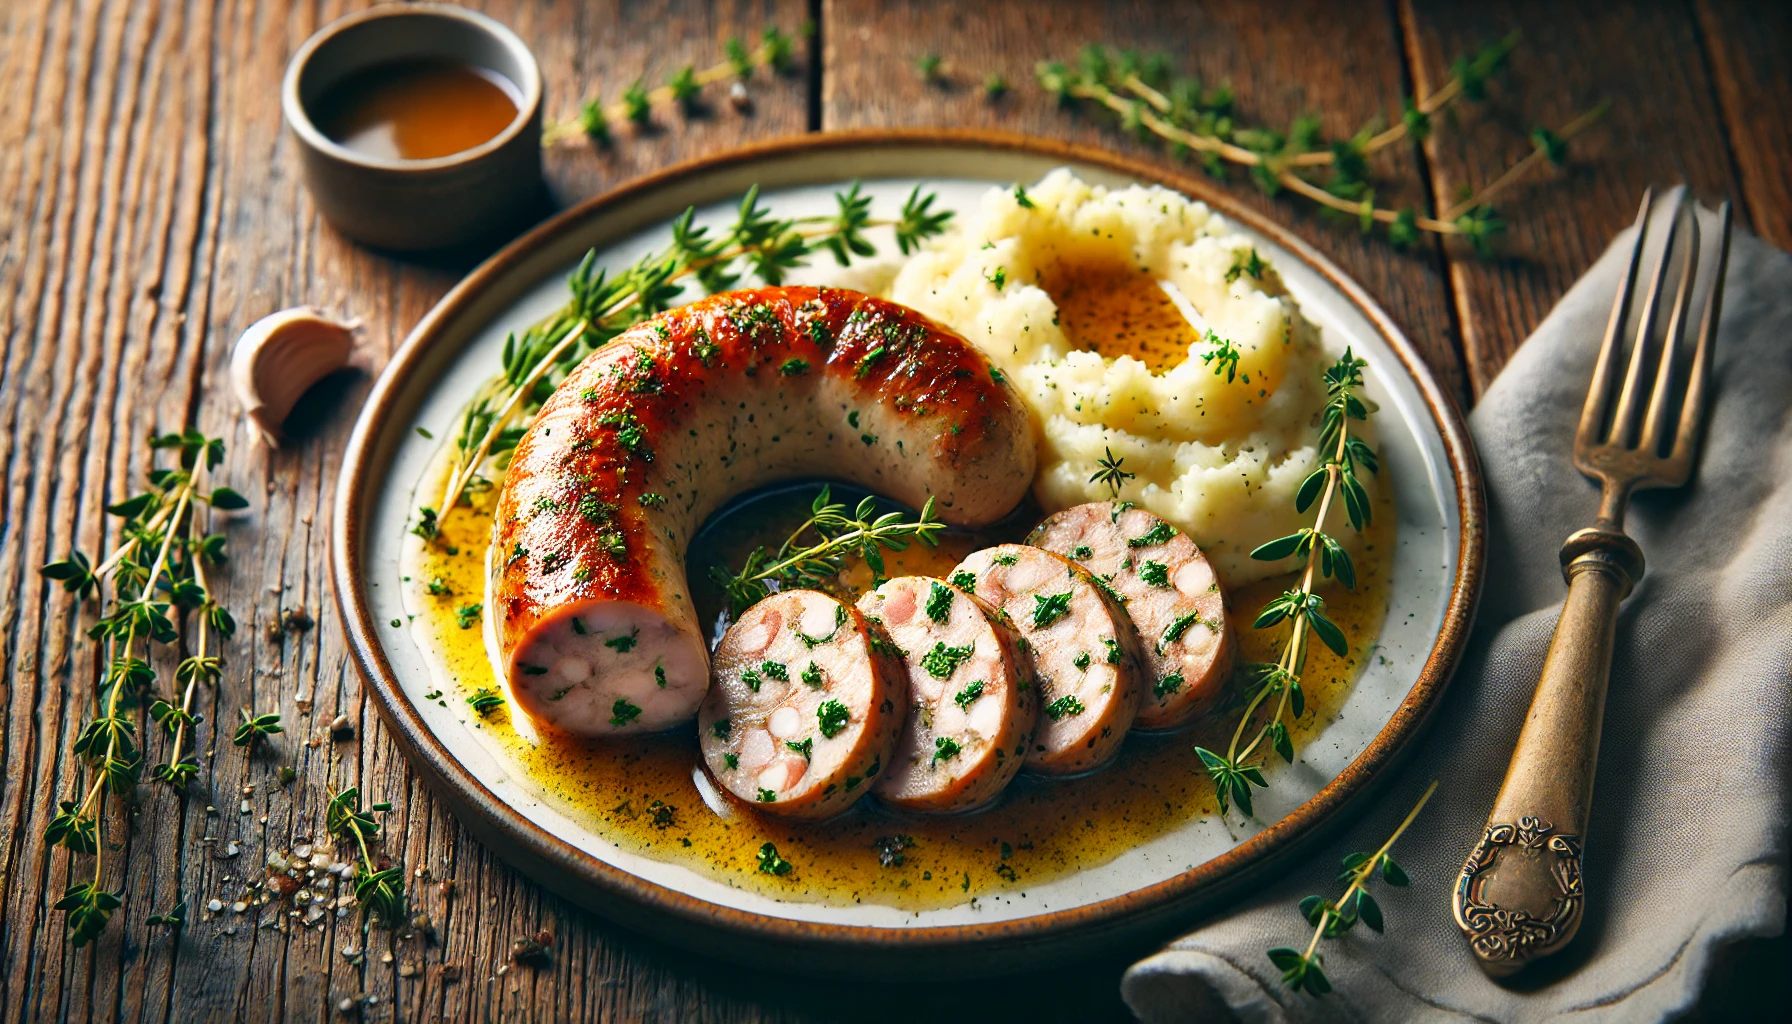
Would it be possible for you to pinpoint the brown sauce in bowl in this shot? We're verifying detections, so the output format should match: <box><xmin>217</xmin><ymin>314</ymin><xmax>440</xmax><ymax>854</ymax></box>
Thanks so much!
<box><xmin>311</xmin><ymin>60</ymin><xmax>519</xmax><ymax>161</ymax></box>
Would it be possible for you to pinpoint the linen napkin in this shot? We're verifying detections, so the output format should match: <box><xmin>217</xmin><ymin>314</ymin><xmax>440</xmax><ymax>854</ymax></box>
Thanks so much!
<box><xmin>1122</xmin><ymin>192</ymin><xmax>1792</xmax><ymax>1024</ymax></box>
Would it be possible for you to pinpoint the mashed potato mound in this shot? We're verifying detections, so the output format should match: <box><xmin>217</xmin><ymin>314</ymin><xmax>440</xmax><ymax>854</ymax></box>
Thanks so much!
<box><xmin>887</xmin><ymin>169</ymin><xmax>1370</xmax><ymax>586</ymax></box>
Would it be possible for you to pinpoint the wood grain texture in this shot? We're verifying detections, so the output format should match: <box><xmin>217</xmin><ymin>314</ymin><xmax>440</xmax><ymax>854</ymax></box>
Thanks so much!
<box><xmin>824</xmin><ymin>0</ymin><xmax>1471</xmax><ymax>408</ymax></box>
<box><xmin>1693</xmin><ymin>0</ymin><xmax>1792</xmax><ymax>252</ymax></box>
<box><xmin>0</xmin><ymin>0</ymin><xmax>1786</xmax><ymax>1021</ymax></box>
<box><xmin>1399</xmin><ymin>0</ymin><xmax>1744</xmax><ymax>395</ymax></box>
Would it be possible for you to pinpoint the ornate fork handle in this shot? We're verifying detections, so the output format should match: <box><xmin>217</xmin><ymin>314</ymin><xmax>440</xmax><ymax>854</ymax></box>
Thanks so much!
<box><xmin>1453</xmin><ymin>528</ymin><xmax>1641</xmax><ymax>975</ymax></box>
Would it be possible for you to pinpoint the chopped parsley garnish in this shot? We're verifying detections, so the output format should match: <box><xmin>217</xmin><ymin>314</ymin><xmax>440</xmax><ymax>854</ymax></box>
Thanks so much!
<box><xmin>411</xmin><ymin>506</ymin><xmax>439</xmax><ymax>540</ymax></box>
<box><xmin>724</xmin><ymin>753</ymin><xmax>739</xmax><ymax>769</ymax></box>
<box><xmin>637</xmin><ymin>491</ymin><xmax>667</xmax><ymax>508</ymax></box>
<box><xmin>757</xmin><ymin>841</ymin><xmax>792</xmax><ymax>873</ymax></box>
<box><xmin>1031</xmin><ymin>591</ymin><xmax>1073</xmax><ymax>629</ymax></box>
<box><xmin>425</xmin><ymin>576</ymin><xmax>451</xmax><ymax>596</ymax></box>
<box><xmin>990</xmin><ymin>366</ymin><xmax>1007</xmax><ymax>385</ymax></box>
<box><xmin>847</xmin><ymin>410</ymin><xmax>860</xmax><ymax>428</ymax></box>
<box><xmin>925</xmin><ymin>581</ymin><xmax>955</xmax><ymax>623</ymax></box>
<box><xmin>1045</xmin><ymin>694</ymin><xmax>1085</xmax><ymax>720</ymax></box>
<box><xmin>742</xmin><ymin>668</ymin><xmax>762</xmax><ymax>692</ymax></box>
<box><xmin>1073</xmin><ymin>651</ymin><xmax>1091</xmax><ymax>671</ymax></box>
<box><xmin>919</xmin><ymin>642</ymin><xmax>975</xmax><ymax>679</ymax></box>
<box><xmin>576</xmin><ymin>492</ymin><xmax>617</xmax><ymax>524</ymax></box>
<box><xmin>950</xmin><ymin>570</ymin><xmax>978</xmax><ymax>591</ymax></box>
<box><xmin>654</xmin><ymin>664</ymin><xmax>667</xmax><ymax>688</ymax></box>
<box><xmin>711</xmin><ymin>718</ymin><xmax>731</xmax><ymax>740</ymax></box>
<box><xmin>604</xmin><ymin>629</ymin><xmax>639</xmax><ymax>652</ymax></box>
<box><xmin>874</xmin><ymin>834</ymin><xmax>913</xmax><ymax>867</ymax></box>
<box><xmin>854</xmin><ymin>345</ymin><xmax>887</xmax><ymax>378</ymax></box>
<box><xmin>1012</xmin><ymin>184</ymin><xmax>1035</xmax><ymax>208</ymax></box>
<box><xmin>454</xmin><ymin>603</ymin><xmax>481</xmax><ymax>630</ymax></box>
<box><xmin>1103</xmin><ymin>636</ymin><xmax>1124</xmax><ymax>663</ymax></box>
<box><xmin>779</xmin><ymin>357</ymin><xmax>810</xmax><ymax>376</ymax></box>
<box><xmin>467</xmin><ymin>688</ymin><xmax>504</xmax><ymax>717</ymax></box>
<box><xmin>1070</xmin><ymin>545</ymin><xmax>1093</xmax><ymax>560</ymax></box>
<box><xmin>609</xmin><ymin>698</ymin><xmax>642</xmax><ymax>726</ymax></box>
<box><xmin>756</xmin><ymin>789</ymin><xmax>778</xmax><ymax>804</ymax></box>
<box><xmin>1160</xmin><ymin>611</ymin><xmax>1203</xmax><ymax>650</ymax></box>
<box><xmin>860</xmin><ymin>433</ymin><xmax>878</xmax><ymax>446</ymax></box>
<box><xmin>570</xmin><ymin>616</ymin><xmax>587</xmax><ymax>635</ymax></box>
<box><xmin>1109</xmin><ymin>501</ymin><xmax>1136</xmax><ymax>523</ymax></box>
<box><xmin>993</xmin><ymin>552</ymin><xmax>1018</xmax><ymax>566</ymax></box>
<box><xmin>1154</xmin><ymin>673</ymin><xmax>1185</xmax><ymax>698</ymax></box>
<box><xmin>598</xmin><ymin>409</ymin><xmax>653</xmax><ymax>461</ymax></box>
<box><xmin>1139</xmin><ymin>560</ymin><xmax>1171</xmax><ymax>587</ymax></box>
<box><xmin>760</xmin><ymin>660</ymin><xmax>789</xmax><ymax>682</ymax></box>
<box><xmin>817</xmin><ymin>700</ymin><xmax>851</xmax><ymax>739</ymax></box>
<box><xmin>786</xmin><ymin>737</ymin><xmax>813</xmax><ymax>761</ymax></box>
<box><xmin>801</xmin><ymin>662</ymin><xmax>823</xmax><ymax>688</ymax></box>
<box><xmin>985</xmin><ymin>266</ymin><xmax>1007</xmax><ymax>290</ymax></box>
<box><xmin>932</xmin><ymin>736</ymin><xmax>963</xmax><ymax>765</ymax></box>
<box><xmin>1127</xmin><ymin>521</ymin><xmax>1177</xmax><ymax>548</ymax></box>
<box><xmin>953</xmin><ymin>680</ymin><xmax>985</xmax><ymax>708</ymax></box>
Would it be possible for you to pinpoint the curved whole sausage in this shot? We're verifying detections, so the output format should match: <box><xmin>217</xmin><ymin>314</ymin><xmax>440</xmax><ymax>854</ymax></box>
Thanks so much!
<box><xmin>488</xmin><ymin>287</ymin><xmax>1036</xmax><ymax>736</ymax></box>
<box><xmin>697</xmin><ymin>589</ymin><xmax>906</xmax><ymax>818</ymax></box>
<box><xmin>857</xmin><ymin>576</ymin><xmax>1035</xmax><ymax>812</ymax></box>
<box><xmin>1029</xmin><ymin>502</ymin><xmax>1235</xmax><ymax>729</ymax></box>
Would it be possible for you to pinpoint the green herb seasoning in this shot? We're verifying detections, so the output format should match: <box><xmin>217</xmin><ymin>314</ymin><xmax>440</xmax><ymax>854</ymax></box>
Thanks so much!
<box><xmin>609</xmin><ymin>698</ymin><xmax>642</xmax><ymax>726</ymax></box>
<box><xmin>932</xmin><ymin>736</ymin><xmax>963</xmax><ymax>765</ymax></box>
<box><xmin>1128</xmin><ymin>521</ymin><xmax>1176</xmax><ymax>548</ymax></box>
<box><xmin>604</xmin><ymin>629</ymin><xmax>639</xmax><ymax>653</ymax></box>
<box><xmin>950</xmin><ymin>570</ymin><xmax>978</xmax><ymax>591</ymax></box>
<box><xmin>467</xmin><ymin>688</ymin><xmax>504</xmax><ymax>717</ymax></box>
<box><xmin>954</xmin><ymin>680</ymin><xmax>985</xmax><ymax>708</ymax></box>
<box><xmin>924</xmin><ymin>581</ymin><xmax>955</xmax><ymax>623</ymax></box>
<box><xmin>1031</xmin><ymin>591</ymin><xmax>1073</xmax><ymax>629</ymax></box>
<box><xmin>919</xmin><ymin>642</ymin><xmax>975</xmax><ymax>679</ymax></box>
<box><xmin>1045</xmin><ymin>694</ymin><xmax>1085</xmax><ymax>720</ymax></box>
<box><xmin>817</xmin><ymin>700</ymin><xmax>851</xmax><ymax>738</ymax></box>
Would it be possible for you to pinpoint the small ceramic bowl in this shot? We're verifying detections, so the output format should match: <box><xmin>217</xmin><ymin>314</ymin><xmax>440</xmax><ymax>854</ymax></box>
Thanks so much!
<box><xmin>283</xmin><ymin>2</ymin><xmax>543</xmax><ymax>251</ymax></box>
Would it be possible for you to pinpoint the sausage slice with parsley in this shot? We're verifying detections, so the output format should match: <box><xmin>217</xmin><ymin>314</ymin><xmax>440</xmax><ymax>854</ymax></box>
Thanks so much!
<box><xmin>1029</xmin><ymin>502</ymin><xmax>1235</xmax><ymax>730</ymax></box>
<box><xmin>857</xmin><ymin>576</ymin><xmax>1035</xmax><ymax>813</ymax></box>
<box><xmin>949</xmin><ymin>544</ymin><xmax>1143</xmax><ymax>775</ymax></box>
<box><xmin>697</xmin><ymin>589</ymin><xmax>906</xmax><ymax>819</ymax></box>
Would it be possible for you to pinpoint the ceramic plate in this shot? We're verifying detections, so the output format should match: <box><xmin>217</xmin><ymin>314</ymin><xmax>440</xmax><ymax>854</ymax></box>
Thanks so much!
<box><xmin>332</xmin><ymin>130</ymin><xmax>1483</xmax><ymax>974</ymax></box>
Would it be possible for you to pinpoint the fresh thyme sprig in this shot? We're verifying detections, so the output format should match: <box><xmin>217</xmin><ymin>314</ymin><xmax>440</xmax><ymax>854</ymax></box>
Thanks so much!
<box><xmin>1035</xmin><ymin>37</ymin><xmax>1608</xmax><ymax>253</ymax></box>
<box><xmin>710</xmin><ymin>486</ymin><xmax>945</xmax><ymax>618</ymax></box>
<box><xmin>430</xmin><ymin>183</ymin><xmax>953</xmax><ymax>531</ymax></box>
<box><xmin>1196</xmin><ymin>350</ymin><xmax>1376</xmax><ymax>819</ymax></box>
<box><xmin>1089</xmin><ymin>447</ymin><xmax>1135</xmax><ymax>498</ymax></box>
<box><xmin>326</xmin><ymin>787</ymin><xmax>408</xmax><ymax>930</ymax></box>
<box><xmin>39</xmin><ymin>429</ymin><xmax>247</xmax><ymax>946</ymax></box>
<box><xmin>1269</xmin><ymin>780</ymin><xmax>1436</xmax><ymax>994</ymax></box>
<box><xmin>542</xmin><ymin>25</ymin><xmax>810</xmax><ymax>147</ymax></box>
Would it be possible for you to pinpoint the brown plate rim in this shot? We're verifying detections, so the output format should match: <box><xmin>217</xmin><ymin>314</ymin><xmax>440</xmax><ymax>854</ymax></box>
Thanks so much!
<box><xmin>331</xmin><ymin>127</ymin><xmax>1485</xmax><ymax>962</ymax></box>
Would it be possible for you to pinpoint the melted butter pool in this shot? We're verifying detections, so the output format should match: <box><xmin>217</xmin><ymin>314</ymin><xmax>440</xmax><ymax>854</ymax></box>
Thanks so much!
<box><xmin>401</xmin><ymin>461</ymin><xmax>1393</xmax><ymax>911</ymax></box>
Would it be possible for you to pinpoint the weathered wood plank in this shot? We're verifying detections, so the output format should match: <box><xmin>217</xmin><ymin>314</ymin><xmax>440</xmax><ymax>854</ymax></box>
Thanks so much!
<box><xmin>1398</xmin><ymin>0</ymin><xmax>1744</xmax><ymax>394</ymax></box>
<box><xmin>823</xmin><ymin>0</ymin><xmax>1470</xmax><ymax>409</ymax></box>
<box><xmin>1694</xmin><ymin>0</ymin><xmax>1792</xmax><ymax>252</ymax></box>
<box><xmin>0</xmin><ymin>1</ymin><xmax>810</xmax><ymax>1021</ymax></box>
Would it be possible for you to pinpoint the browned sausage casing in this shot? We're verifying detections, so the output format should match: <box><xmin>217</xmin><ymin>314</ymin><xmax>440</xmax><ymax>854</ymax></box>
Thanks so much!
<box><xmin>489</xmin><ymin>287</ymin><xmax>1036</xmax><ymax>737</ymax></box>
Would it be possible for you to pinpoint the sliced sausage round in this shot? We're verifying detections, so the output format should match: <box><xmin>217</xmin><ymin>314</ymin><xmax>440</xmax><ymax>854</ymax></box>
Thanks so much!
<box><xmin>1029</xmin><ymin>502</ymin><xmax>1235</xmax><ymax>730</ymax></box>
<box><xmin>949</xmin><ymin>544</ymin><xmax>1144</xmax><ymax>776</ymax></box>
<box><xmin>697</xmin><ymin>589</ymin><xmax>906</xmax><ymax>819</ymax></box>
<box><xmin>856</xmin><ymin>576</ymin><xmax>1034</xmax><ymax>813</ymax></box>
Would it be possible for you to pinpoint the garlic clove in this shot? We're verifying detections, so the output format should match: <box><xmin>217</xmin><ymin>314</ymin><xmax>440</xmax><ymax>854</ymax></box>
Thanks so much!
<box><xmin>231</xmin><ymin>307</ymin><xmax>358</xmax><ymax>446</ymax></box>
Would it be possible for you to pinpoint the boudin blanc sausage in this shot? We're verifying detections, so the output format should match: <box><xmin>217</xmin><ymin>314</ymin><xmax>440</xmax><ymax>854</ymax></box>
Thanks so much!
<box><xmin>857</xmin><ymin>576</ymin><xmax>1035</xmax><ymax>812</ymax></box>
<box><xmin>697</xmin><ymin>589</ymin><xmax>905</xmax><ymax>818</ymax></box>
<box><xmin>488</xmin><ymin>287</ymin><xmax>1036</xmax><ymax>737</ymax></box>
<box><xmin>949</xmin><ymin>544</ymin><xmax>1145</xmax><ymax>775</ymax></box>
<box><xmin>1029</xmin><ymin>502</ymin><xmax>1235</xmax><ymax>729</ymax></box>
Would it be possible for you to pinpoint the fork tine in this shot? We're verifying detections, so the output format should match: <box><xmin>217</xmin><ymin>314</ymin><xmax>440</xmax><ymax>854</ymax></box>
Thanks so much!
<box><xmin>1640</xmin><ymin>205</ymin><xmax>1700</xmax><ymax>455</ymax></box>
<box><xmin>1609</xmin><ymin>191</ymin><xmax>1685</xmax><ymax>448</ymax></box>
<box><xmin>1671</xmin><ymin>200</ymin><xmax>1731</xmax><ymax>466</ymax></box>
<box><xmin>1579</xmin><ymin>188</ymin><xmax>1654</xmax><ymax>451</ymax></box>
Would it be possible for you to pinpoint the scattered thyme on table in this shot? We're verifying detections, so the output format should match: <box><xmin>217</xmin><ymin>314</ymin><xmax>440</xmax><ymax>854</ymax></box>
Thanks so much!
<box><xmin>1270</xmin><ymin>781</ymin><xmax>1437</xmax><ymax>995</ymax></box>
<box><xmin>428</xmin><ymin>182</ymin><xmax>954</xmax><ymax>534</ymax></box>
<box><xmin>1197</xmin><ymin>349</ymin><xmax>1377</xmax><ymax>819</ymax></box>
<box><xmin>1026</xmin><ymin>36</ymin><xmax>1607</xmax><ymax>252</ymax></box>
<box><xmin>39</xmin><ymin>430</ymin><xmax>252</xmax><ymax>946</ymax></box>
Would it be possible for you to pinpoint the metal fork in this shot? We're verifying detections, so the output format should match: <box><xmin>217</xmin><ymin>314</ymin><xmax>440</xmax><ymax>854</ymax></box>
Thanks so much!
<box><xmin>1452</xmin><ymin>190</ymin><xmax>1732</xmax><ymax>978</ymax></box>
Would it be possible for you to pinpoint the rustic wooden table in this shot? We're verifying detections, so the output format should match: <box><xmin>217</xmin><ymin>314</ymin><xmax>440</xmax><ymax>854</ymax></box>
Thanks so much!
<box><xmin>3</xmin><ymin>1</ymin><xmax>1786</xmax><ymax>1020</ymax></box>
